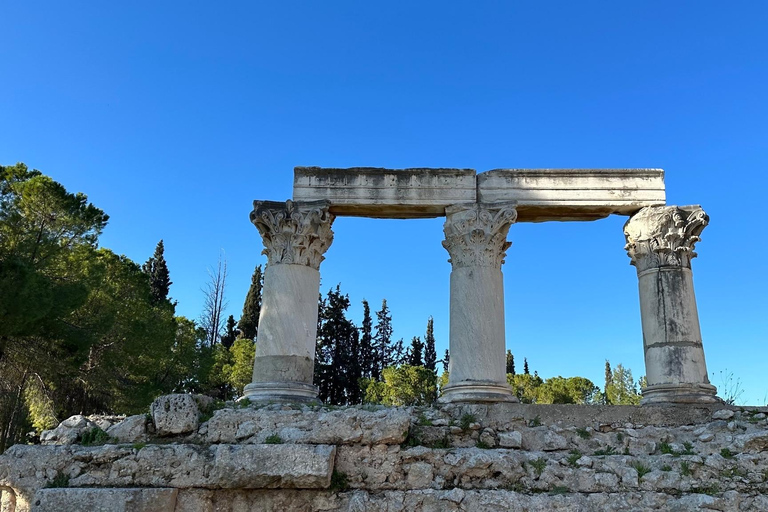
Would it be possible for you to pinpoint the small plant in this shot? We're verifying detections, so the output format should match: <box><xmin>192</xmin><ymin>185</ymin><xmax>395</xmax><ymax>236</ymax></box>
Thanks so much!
<box><xmin>235</xmin><ymin>398</ymin><xmax>251</xmax><ymax>409</ymax></box>
<box><xmin>691</xmin><ymin>483</ymin><xmax>720</xmax><ymax>496</ymax></box>
<box><xmin>566</xmin><ymin>449</ymin><xmax>582</xmax><ymax>468</ymax></box>
<box><xmin>430</xmin><ymin>437</ymin><xmax>451</xmax><ymax>449</ymax></box>
<box><xmin>681</xmin><ymin>442</ymin><xmax>695</xmax><ymax>455</ymax></box>
<box><xmin>80</xmin><ymin>427</ymin><xmax>111</xmax><ymax>446</ymax></box>
<box><xmin>417</xmin><ymin>413</ymin><xmax>433</xmax><ymax>427</ymax></box>
<box><xmin>550</xmin><ymin>486</ymin><xmax>569</xmax><ymax>495</ymax></box>
<box><xmin>132</xmin><ymin>442</ymin><xmax>146</xmax><ymax>451</ymax></box>
<box><xmin>616</xmin><ymin>432</ymin><xmax>624</xmax><ymax>443</ymax></box>
<box><xmin>460</xmin><ymin>413</ymin><xmax>476</xmax><ymax>430</ymax></box>
<box><xmin>402</xmin><ymin>429</ymin><xmax>422</xmax><ymax>448</ymax></box>
<box><xmin>476</xmin><ymin>440</ymin><xmax>491</xmax><ymax>449</ymax></box>
<box><xmin>623</xmin><ymin>446</ymin><xmax>630</xmax><ymax>455</ymax></box>
<box><xmin>265</xmin><ymin>434</ymin><xmax>283</xmax><ymax>444</ymax></box>
<box><xmin>720</xmin><ymin>447</ymin><xmax>735</xmax><ymax>459</ymax></box>
<box><xmin>575</xmin><ymin>427</ymin><xmax>591</xmax><ymax>439</ymax></box>
<box><xmin>45</xmin><ymin>471</ymin><xmax>70</xmax><ymax>488</ymax></box>
<box><xmin>680</xmin><ymin>461</ymin><xmax>692</xmax><ymax>476</ymax></box>
<box><xmin>631</xmin><ymin>461</ymin><xmax>651</xmax><ymax>480</ymax></box>
<box><xmin>661</xmin><ymin>464</ymin><xmax>672</xmax><ymax>472</ymax></box>
<box><xmin>659</xmin><ymin>442</ymin><xmax>673</xmax><ymax>455</ymax></box>
<box><xmin>330</xmin><ymin>470</ymin><xmax>349</xmax><ymax>492</ymax></box>
<box><xmin>530</xmin><ymin>457</ymin><xmax>547</xmax><ymax>477</ymax></box>
<box><xmin>594</xmin><ymin>446</ymin><xmax>617</xmax><ymax>456</ymax></box>
<box><xmin>528</xmin><ymin>415</ymin><xmax>542</xmax><ymax>427</ymax></box>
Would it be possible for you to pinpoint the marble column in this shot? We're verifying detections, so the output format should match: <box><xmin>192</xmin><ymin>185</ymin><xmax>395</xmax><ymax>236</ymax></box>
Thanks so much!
<box><xmin>624</xmin><ymin>205</ymin><xmax>720</xmax><ymax>405</ymax></box>
<box><xmin>243</xmin><ymin>199</ymin><xmax>334</xmax><ymax>403</ymax></box>
<box><xmin>438</xmin><ymin>202</ymin><xmax>519</xmax><ymax>403</ymax></box>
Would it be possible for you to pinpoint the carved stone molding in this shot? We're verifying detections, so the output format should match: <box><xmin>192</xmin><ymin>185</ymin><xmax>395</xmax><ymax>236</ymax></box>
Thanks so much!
<box><xmin>251</xmin><ymin>199</ymin><xmax>334</xmax><ymax>270</ymax></box>
<box><xmin>443</xmin><ymin>202</ymin><xmax>518</xmax><ymax>269</ymax></box>
<box><xmin>624</xmin><ymin>206</ymin><xmax>709</xmax><ymax>273</ymax></box>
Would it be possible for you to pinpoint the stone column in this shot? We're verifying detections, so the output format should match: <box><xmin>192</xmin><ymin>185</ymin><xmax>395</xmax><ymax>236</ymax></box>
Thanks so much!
<box><xmin>243</xmin><ymin>199</ymin><xmax>334</xmax><ymax>403</ymax></box>
<box><xmin>438</xmin><ymin>202</ymin><xmax>519</xmax><ymax>403</ymax></box>
<box><xmin>624</xmin><ymin>205</ymin><xmax>720</xmax><ymax>405</ymax></box>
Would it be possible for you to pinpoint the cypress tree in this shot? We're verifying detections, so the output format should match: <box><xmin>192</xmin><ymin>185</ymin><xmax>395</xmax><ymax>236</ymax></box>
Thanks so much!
<box><xmin>523</xmin><ymin>358</ymin><xmax>530</xmax><ymax>375</ymax></box>
<box><xmin>221</xmin><ymin>315</ymin><xmax>238</xmax><ymax>349</ymax></box>
<box><xmin>407</xmin><ymin>336</ymin><xmax>424</xmax><ymax>367</ymax></box>
<box><xmin>443</xmin><ymin>349</ymin><xmax>450</xmax><ymax>373</ymax></box>
<box><xmin>359</xmin><ymin>300</ymin><xmax>373</xmax><ymax>378</ymax></box>
<box><xmin>424</xmin><ymin>317</ymin><xmax>437</xmax><ymax>372</ymax></box>
<box><xmin>237</xmin><ymin>264</ymin><xmax>263</xmax><ymax>340</ymax></box>
<box><xmin>604</xmin><ymin>360</ymin><xmax>613</xmax><ymax>405</ymax></box>
<box><xmin>506</xmin><ymin>350</ymin><xmax>515</xmax><ymax>375</ymax></box>
<box><xmin>372</xmin><ymin>299</ymin><xmax>393</xmax><ymax>380</ymax></box>
<box><xmin>143</xmin><ymin>240</ymin><xmax>172</xmax><ymax>305</ymax></box>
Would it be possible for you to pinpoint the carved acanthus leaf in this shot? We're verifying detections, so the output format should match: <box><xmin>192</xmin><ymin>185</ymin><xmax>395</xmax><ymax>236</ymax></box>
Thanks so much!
<box><xmin>251</xmin><ymin>199</ymin><xmax>334</xmax><ymax>269</ymax></box>
<box><xmin>442</xmin><ymin>202</ymin><xmax>518</xmax><ymax>269</ymax></box>
<box><xmin>624</xmin><ymin>206</ymin><xmax>708</xmax><ymax>272</ymax></box>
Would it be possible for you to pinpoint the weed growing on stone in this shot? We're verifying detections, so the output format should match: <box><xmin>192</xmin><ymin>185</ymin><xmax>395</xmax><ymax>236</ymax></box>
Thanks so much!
<box><xmin>430</xmin><ymin>437</ymin><xmax>451</xmax><ymax>449</ymax></box>
<box><xmin>631</xmin><ymin>461</ymin><xmax>651</xmax><ymax>480</ymax></box>
<box><xmin>681</xmin><ymin>442</ymin><xmax>695</xmax><ymax>455</ymax></box>
<box><xmin>417</xmin><ymin>413</ymin><xmax>433</xmax><ymax>427</ymax></box>
<box><xmin>530</xmin><ymin>457</ymin><xmax>547</xmax><ymax>477</ymax></box>
<box><xmin>623</xmin><ymin>447</ymin><xmax>630</xmax><ymax>455</ymax></box>
<box><xmin>616</xmin><ymin>432</ymin><xmax>624</xmax><ymax>443</ymax></box>
<box><xmin>460</xmin><ymin>413</ymin><xmax>476</xmax><ymax>430</ymax></box>
<box><xmin>528</xmin><ymin>416</ymin><xmax>542</xmax><ymax>427</ymax></box>
<box><xmin>402</xmin><ymin>428</ymin><xmax>422</xmax><ymax>448</ymax></box>
<box><xmin>720</xmin><ymin>467</ymin><xmax>747</xmax><ymax>479</ymax></box>
<box><xmin>265</xmin><ymin>434</ymin><xmax>283</xmax><ymax>444</ymax></box>
<box><xmin>575</xmin><ymin>427</ymin><xmax>591</xmax><ymax>439</ymax></box>
<box><xmin>45</xmin><ymin>472</ymin><xmax>70</xmax><ymax>488</ymax></box>
<box><xmin>659</xmin><ymin>442</ymin><xmax>674</xmax><ymax>455</ymax></box>
<box><xmin>662</xmin><ymin>464</ymin><xmax>672</xmax><ymax>472</ymax></box>
<box><xmin>691</xmin><ymin>483</ymin><xmax>720</xmax><ymax>496</ymax></box>
<box><xmin>132</xmin><ymin>442</ymin><xmax>146</xmax><ymax>451</ymax></box>
<box><xmin>566</xmin><ymin>450</ymin><xmax>582</xmax><ymax>468</ymax></box>
<box><xmin>80</xmin><ymin>427</ymin><xmax>112</xmax><ymax>446</ymax></box>
<box><xmin>594</xmin><ymin>446</ymin><xmax>617</xmax><ymax>456</ymax></box>
<box><xmin>234</xmin><ymin>398</ymin><xmax>251</xmax><ymax>409</ymax></box>
<box><xmin>476</xmin><ymin>440</ymin><xmax>491</xmax><ymax>449</ymax></box>
<box><xmin>680</xmin><ymin>461</ymin><xmax>692</xmax><ymax>476</ymax></box>
<box><xmin>330</xmin><ymin>470</ymin><xmax>349</xmax><ymax>492</ymax></box>
<box><xmin>721</xmin><ymin>448</ymin><xmax>736</xmax><ymax>459</ymax></box>
<box><xmin>550</xmin><ymin>486</ymin><xmax>569</xmax><ymax>495</ymax></box>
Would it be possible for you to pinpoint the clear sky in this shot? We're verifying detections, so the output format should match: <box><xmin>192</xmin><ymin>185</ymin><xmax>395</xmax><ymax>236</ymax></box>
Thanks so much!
<box><xmin>2</xmin><ymin>2</ymin><xmax>766</xmax><ymax>403</ymax></box>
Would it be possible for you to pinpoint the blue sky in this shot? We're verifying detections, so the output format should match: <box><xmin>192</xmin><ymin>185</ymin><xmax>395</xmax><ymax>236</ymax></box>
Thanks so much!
<box><xmin>2</xmin><ymin>2</ymin><xmax>766</xmax><ymax>403</ymax></box>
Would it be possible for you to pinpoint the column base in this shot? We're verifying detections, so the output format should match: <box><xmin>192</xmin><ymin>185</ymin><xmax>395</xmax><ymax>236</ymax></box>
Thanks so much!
<box><xmin>438</xmin><ymin>381</ymin><xmax>519</xmax><ymax>404</ymax></box>
<box><xmin>641</xmin><ymin>382</ymin><xmax>722</xmax><ymax>406</ymax></box>
<box><xmin>242</xmin><ymin>381</ymin><xmax>320</xmax><ymax>405</ymax></box>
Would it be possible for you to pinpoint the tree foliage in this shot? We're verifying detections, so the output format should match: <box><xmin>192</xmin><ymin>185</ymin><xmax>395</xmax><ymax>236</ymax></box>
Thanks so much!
<box><xmin>143</xmin><ymin>240</ymin><xmax>172</xmax><ymax>305</ymax></box>
<box><xmin>237</xmin><ymin>264</ymin><xmax>262</xmax><ymax>341</ymax></box>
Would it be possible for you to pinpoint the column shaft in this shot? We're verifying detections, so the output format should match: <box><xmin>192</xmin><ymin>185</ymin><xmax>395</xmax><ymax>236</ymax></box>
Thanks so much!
<box><xmin>439</xmin><ymin>202</ymin><xmax>518</xmax><ymax>403</ymax></box>
<box><xmin>243</xmin><ymin>200</ymin><xmax>333</xmax><ymax>403</ymax></box>
<box><xmin>624</xmin><ymin>205</ymin><xmax>719</xmax><ymax>405</ymax></box>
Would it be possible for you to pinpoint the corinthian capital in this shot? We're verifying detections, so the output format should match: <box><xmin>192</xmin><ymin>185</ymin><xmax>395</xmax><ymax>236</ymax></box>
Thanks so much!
<box><xmin>251</xmin><ymin>199</ymin><xmax>334</xmax><ymax>270</ymax></box>
<box><xmin>443</xmin><ymin>202</ymin><xmax>518</xmax><ymax>269</ymax></box>
<box><xmin>623</xmin><ymin>205</ymin><xmax>708</xmax><ymax>272</ymax></box>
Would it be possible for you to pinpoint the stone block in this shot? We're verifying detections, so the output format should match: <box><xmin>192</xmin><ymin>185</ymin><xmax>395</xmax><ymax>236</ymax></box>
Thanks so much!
<box><xmin>33</xmin><ymin>488</ymin><xmax>177</xmax><ymax>512</ymax></box>
<box><xmin>151</xmin><ymin>394</ymin><xmax>200</xmax><ymax>436</ymax></box>
<box><xmin>477</xmin><ymin>168</ymin><xmax>665</xmax><ymax>221</ymax></box>
<box><xmin>106</xmin><ymin>415</ymin><xmax>148</xmax><ymax>443</ymax></box>
<box><xmin>293</xmin><ymin>167</ymin><xmax>477</xmax><ymax>218</ymax></box>
<box><xmin>40</xmin><ymin>415</ymin><xmax>99</xmax><ymax>446</ymax></box>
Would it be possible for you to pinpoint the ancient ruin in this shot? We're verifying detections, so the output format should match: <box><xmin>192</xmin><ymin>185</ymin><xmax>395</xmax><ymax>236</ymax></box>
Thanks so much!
<box><xmin>245</xmin><ymin>167</ymin><xmax>718</xmax><ymax>406</ymax></box>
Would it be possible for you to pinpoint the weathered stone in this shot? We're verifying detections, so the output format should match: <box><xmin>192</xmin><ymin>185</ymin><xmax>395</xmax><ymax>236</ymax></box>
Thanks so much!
<box><xmin>40</xmin><ymin>415</ymin><xmax>99</xmax><ymax>445</ymax></box>
<box><xmin>106</xmin><ymin>414</ymin><xmax>148</xmax><ymax>443</ymax></box>
<box><xmin>498</xmin><ymin>431</ymin><xmax>522</xmax><ymax>448</ymax></box>
<box><xmin>151</xmin><ymin>394</ymin><xmax>200</xmax><ymax>435</ymax></box>
<box><xmin>712</xmin><ymin>409</ymin><xmax>735</xmax><ymax>420</ymax></box>
<box><xmin>33</xmin><ymin>488</ymin><xmax>177</xmax><ymax>512</ymax></box>
<box><xmin>404</xmin><ymin>462</ymin><xmax>433</xmax><ymax>489</ymax></box>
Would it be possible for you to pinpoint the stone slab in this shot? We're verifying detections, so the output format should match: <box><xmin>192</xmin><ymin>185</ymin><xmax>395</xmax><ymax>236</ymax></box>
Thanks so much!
<box><xmin>292</xmin><ymin>167</ymin><xmax>477</xmax><ymax>218</ymax></box>
<box><xmin>33</xmin><ymin>488</ymin><xmax>178</xmax><ymax>512</ymax></box>
<box><xmin>477</xmin><ymin>168</ymin><xmax>666</xmax><ymax>222</ymax></box>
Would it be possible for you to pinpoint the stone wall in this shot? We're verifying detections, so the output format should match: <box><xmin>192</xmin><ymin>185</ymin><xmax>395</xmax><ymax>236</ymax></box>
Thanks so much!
<box><xmin>2</xmin><ymin>396</ymin><xmax>767</xmax><ymax>511</ymax></box>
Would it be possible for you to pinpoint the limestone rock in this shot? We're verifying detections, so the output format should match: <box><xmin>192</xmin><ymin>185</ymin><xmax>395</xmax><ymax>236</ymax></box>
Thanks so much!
<box><xmin>106</xmin><ymin>414</ymin><xmax>148</xmax><ymax>443</ymax></box>
<box><xmin>712</xmin><ymin>409</ymin><xmax>735</xmax><ymax>420</ymax></box>
<box><xmin>498</xmin><ymin>431</ymin><xmax>522</xmax><ymax>448</ymax></box>
<box><xmin>151</xmin><ymin>394</ymin><xmax>200</xmax><ymax>436</ymax></box>
<box><xmin>34</xmin><ymin>488</ymin><xmax>177</xmax><ymax>512</ymax></box>
<box><xmin>40</xmin><ymin>415</ymin><xmax>99</xmax><ymax>445</ymax></box>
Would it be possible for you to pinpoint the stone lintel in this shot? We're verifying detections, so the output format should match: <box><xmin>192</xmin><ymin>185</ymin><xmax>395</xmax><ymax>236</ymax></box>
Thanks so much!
<box><xmin>478</xmin><ymin>168</ymin><xmax>666</xmax><ymax>222</ymax></box>
<box><xmin>293</xmin><ymin>167</ymin><xmax>666</xmax><ymax>222</ymax></box>
<box><xmin>293</xmin><ymin>167</ymin><xmax>477</xmax><ymax>218</ymax></box>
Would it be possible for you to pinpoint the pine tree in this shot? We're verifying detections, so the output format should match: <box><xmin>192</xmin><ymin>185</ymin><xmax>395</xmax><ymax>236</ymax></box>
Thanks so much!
<box><xmin>523</xmin><ymin>358</ymin><xmax>530</xmax><ymax>375</ymax></box>
<box><xmin>143</xmin><ymin>240</ymin><xmax>172</xmax><ymax>305</ymax></box>
<box><xmin>221</xmin><ymin>315</ymin><xmax>238</xmax><ymax>349</ymax></box>
<box><xmin>237</xmin><ymin>264</ymin><xmax>263</xmax><ymax>341</ymax></box>
<box><xmin>407</xmin><ymin>337</ymin><xmax>424</xmax><ymax>366</ymax></box>
<box><xmin>372</xmin><ymin>299</ymin><xmax>393</xmax><ymax>380</ymax></box>
<box><xmin>359</xmin><ymin>300</ymin><xmax>374</xmax><ymax>378</ymax></box>
<box><xmin>506</xmin><ymin>350</ymin><xmax>515</xmax><ymax>375</ymax></box>
<box><xmin>443</xmin><ymin>349</ymin><xmax>450</xmax><ymax>373</ymax></box>
<box><xmin>424</xmin><ymin>317</ymin><xmax>437</xmax><ymax>372</ymax></box>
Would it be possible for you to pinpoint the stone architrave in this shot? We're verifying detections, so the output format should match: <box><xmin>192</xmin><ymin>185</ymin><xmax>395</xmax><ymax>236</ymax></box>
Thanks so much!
<box><xmin>624</xmin><ymin>205</ymin><xmax>720</xmax><ymax>405</ymax></box>
<box><xmin>243</xmin><ymin>200</ymin><xmax>334</xmax><ymax>403</ymax></box>
<box><xmin>438</xmin><ymin>202</ymin><xmax>519</xmax><ymax>403</ymax></box>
